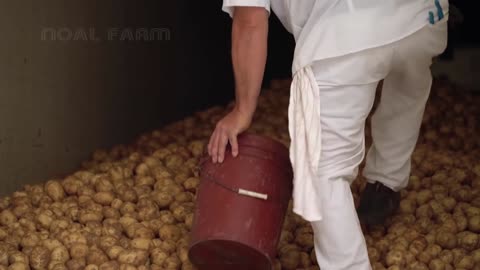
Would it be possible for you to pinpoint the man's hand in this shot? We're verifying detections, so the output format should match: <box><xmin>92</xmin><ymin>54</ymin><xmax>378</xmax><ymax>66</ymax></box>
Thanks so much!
<box><xmin>208</xmin><ymin>107</ymin><xmax>253</xmax><ymax>163</ymax></box>
<box><xmin>208</xmin><ymin>6</ymin><xmax>268</xmax><ymax>163</ymax></box>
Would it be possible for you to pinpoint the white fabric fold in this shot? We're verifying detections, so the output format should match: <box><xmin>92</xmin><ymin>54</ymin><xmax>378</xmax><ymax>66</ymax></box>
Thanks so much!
<box><xmin>288</xmin><ymin>65</ymin><xmax>324</xmax><ymax>222</ymax></box>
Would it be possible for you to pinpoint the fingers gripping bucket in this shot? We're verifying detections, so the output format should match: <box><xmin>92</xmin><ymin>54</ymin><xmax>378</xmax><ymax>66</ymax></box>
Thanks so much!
<box><xmin>188</xmin><ymin>133</ymin><xmax>293</xmax><ymax>270</ymax></box>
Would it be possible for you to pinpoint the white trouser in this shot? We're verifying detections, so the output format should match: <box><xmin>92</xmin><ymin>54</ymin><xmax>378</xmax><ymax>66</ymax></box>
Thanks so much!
<box><xmin>307</xmin><ymin>20</ymin><xmax>448</xmax><ymax>270</ymax></box>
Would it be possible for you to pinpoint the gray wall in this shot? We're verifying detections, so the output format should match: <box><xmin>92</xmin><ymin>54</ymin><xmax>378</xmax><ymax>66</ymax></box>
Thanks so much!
<box><xmin>0</xmin><ymin>1</ymin><xmax>235</xmax><ymax>196</ymax></box>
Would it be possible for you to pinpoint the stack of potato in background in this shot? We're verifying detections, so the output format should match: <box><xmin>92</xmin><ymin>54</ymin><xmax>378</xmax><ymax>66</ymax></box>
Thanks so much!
<box><xmin>0</xmin><ymin>78</ymin><xmax>479</xmax><ymax>270</ymax></box>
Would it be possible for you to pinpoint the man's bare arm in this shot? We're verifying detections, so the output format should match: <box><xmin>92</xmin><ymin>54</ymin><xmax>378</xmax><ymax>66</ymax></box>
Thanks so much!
<box><xmin>208</xmin><ymin>6</ymin><xmax>269</xmax><ymax>163</ymax></box>
<box><xmin>231</xmin><ymin>7</ymin><xmax>269</xmax><ymax>117</ymax></box>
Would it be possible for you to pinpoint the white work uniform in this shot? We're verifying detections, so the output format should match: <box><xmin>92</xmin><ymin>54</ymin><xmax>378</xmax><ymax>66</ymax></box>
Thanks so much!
<box><xmin>222</xmin><ymin>0</ymin><xmax>449</xmax><ymax>269</ymax></box>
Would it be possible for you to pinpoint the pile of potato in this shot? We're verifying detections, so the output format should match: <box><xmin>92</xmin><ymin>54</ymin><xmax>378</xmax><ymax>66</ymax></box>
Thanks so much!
<box><xmin>0</xmin><ymin>77</ymin><xmax>479</xmax><ymax>270</ymax></box>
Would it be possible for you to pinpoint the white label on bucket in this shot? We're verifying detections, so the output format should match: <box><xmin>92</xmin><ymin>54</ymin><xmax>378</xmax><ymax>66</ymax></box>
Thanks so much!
<box><xmin>238</xmin><ymin>189</ymin><xmax>268</xmax><ymax>200</ymax></box>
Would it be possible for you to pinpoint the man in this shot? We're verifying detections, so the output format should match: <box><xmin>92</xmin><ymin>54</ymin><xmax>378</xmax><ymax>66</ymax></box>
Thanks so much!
<box><xmin>208</xmin><ymin>0</ymin><xmax>449</xmax><ymax>269</ymax></box>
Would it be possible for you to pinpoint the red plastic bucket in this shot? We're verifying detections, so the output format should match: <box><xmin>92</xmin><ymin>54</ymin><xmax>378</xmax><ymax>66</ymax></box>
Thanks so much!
<box><xmin>188</xmin><ymin>133</ymin><xmax>293</xmax><ymax>270</ymax></box>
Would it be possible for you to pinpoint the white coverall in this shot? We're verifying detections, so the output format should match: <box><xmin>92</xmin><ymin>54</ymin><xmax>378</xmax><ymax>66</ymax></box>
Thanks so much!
<box><xmin>222</xmin><ymin>0</ymin><xmax>449</xmax><ymax>269</ymax></box>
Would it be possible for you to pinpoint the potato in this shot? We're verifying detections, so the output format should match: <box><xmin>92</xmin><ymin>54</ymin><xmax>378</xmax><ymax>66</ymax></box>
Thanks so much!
<box><xmin>119</xmin><ymin>189</ymin><xmax>137</xmax><ymax>204</ymax></box>
<box><xmin>135</xmin><ymin>163</ymin><xmax>150</xmax><ymax>176</ymax></box>
<box><xmin>0</xmin><ymin>228</ymin><xmax>7</xmax><ymax>242</ymax></box>
<box><xmin>119</xmin><ymin>216</ymin><xmax>137</xmax><ymax>231</ymax></box>
<box><xmin>42</xmin><ymin>239</ymin><xmax>62</xmax><ymax>251</ymax></box>
<box><xmin>417</xmin><ymin>190</ymin><xmax>434</xmax><ymax>205</ymax></box>
<box><xmin>388</xmin><ymin>222</ymin><xmax>409</xmax><ymax>237</ymax></box>
<box><xmin>393</xmin><ymin>237</ymin><xmax>409</xmax><ymax>250</ymax></box>
<box><xmin>399</xmin><ymin>199</ymin><xmax>416</xmax><ymax>214</ymax></box>
<box><xmin>159</xmin><ymin>225</ymin><xmax>182</xmax><ymax>242</ymax></box>
<box><xmin>436</xmin><ymin>231</ymin><xmax>457</xmax><ymax>249</ymax></box>
<box><xmin>78</xmin><ymin>210</ymin><xmax>103</xmax><ymax>224</ymax></box>
<box><xmin>454</xmin><ymin>213</ymin><xmax>469</xmax><ymax>231</ymax></box>
<box><xmin>403</xmin><ymin>251</ymin><xmax>415</xmax><ymax>265</ymax></box>
<box><xmin>426</xmin><ymin>244</ymin><xmax>442</xmax><ymax>258</ymax></box>
<box><xmin>183</xmin><ymin>178</ymin><xmax>200</xmax><ymax>191</ymax></box>
<box><xmin>416</xmin><ymin>217</ymin><xmax>433</xmax><ymax>234</ymax></box>
<box><xmin>30</xmin><ymin>246</ymin><xmax>51</xmax><ymax>270</ymax></box>
<box><xmin>0</xmin><ymin>210</ymin><xmax>17</xmax><ymax>226</ymax></box>
<box><xmin>176</xmin><ymin>245</ymin><xmax>189</xmax><ymax>264</ymax></box>
<box><xmin>385</xmin><ymin>250</ymin><xmax>405</xmax><ymax>267</ymax></box>
<box><xmin>93</xmin><ymin>192</ymin><xmax>115</xmax><ymax>206</ymax></box>
<box><xmin>84</xmin><ymin>265</ymin><xmax>99</xmax><ymax>270</ymax></box>
<box><xmin>8</xmin><ymin>252</ymin><xmax>28</xmax><ymax>265</ymax></box>
<box><xmin>45</xmin><ymin>181</ymin><xmax>65</xmax><ymax>201</ymax></box>
<box><xmin>106</xmin><ymin>246</ymin><xmax>124</xmax><ymax>260</ymax></box>
<box><xmin>175</xmin><ymin>192</ymin><xmax>194</xmax><ymax>203</ymax></box>
<box><xmin>452</xmin><ymin>248</ymin><xmax>467</xmax><ymax>264</ymax></box>
<box><xmin>472</xmin><ymin>249</ymin><xmax>480</xmax><ymax>264</ymax></box>
<box><xmin>293</xmin><ymin>232</ymin><xmax>313</xmax><ymax>249</ymax></box>
<box><xmin>417</xmin><ymin>251</ymin><xmax>432</xmax><ymax>264</ymax></box>
<box><xmin>152</xmin><ymin>192</ymin><xmax>174</xmax><ymax>208</ymax></box>
<box><xmin>86</xmin><ymin>247</ymin><xmax>108</xmax><ymax>265</ymax></box>
<box><xmin>458</xmin><ymin>232</ymin><xmax>478</xmax><ymax>251</ymax></box>
<box><xmin>0</xmin><ymin>248</ymin><xmax>7</xmax><ymax>266</ymax></box>
<box><xmin>172</xmin><ymin>204</ymin><xmax>192</xmax><ymax>222</ymax></box>
<box><xmin>368</xmin><ymin>246</ymin><xmax>380</xmax><ymax>262</ymax></box>
<box><xmin>118</xmin><ymin>249</ymin><xmax>148</xmax><ymax>266</ymax></box>
<box><xmin>439</xmin><ymin>250</ymin><xmax>454</xmax><ymax>264</ymax></box>
<box><xmin>159</xmin><ymin>211</ymin><xmax>176</xmax><ymax>225</ymax></box>
<box><xmin>98</xmin><ymin>236</ymin><xmax>119</xmax><ymax>252</ymax></box>
<box><xmin>99</xmin><ymin>261</ymin><xmax>120</xmax><ymax>270</ymax></box>
<box><xmin>279</xmin><ymin>230</ymin><xmax>294</xmax><ymax>245</ymax></box>
<box><xmin>416</xmin><ymin>204</ymin><xmax>433</xmax><ymax>219</ymax></box>
<box><xmin>130</xmin><ymin>238</ymin><xmax>150</xmax><ymax>251</ymax></box>
<box><xmin>469</xmin><ymin>216</ymin><xmax>480</xmax><ymax>233</ymax></box>
<box><xmin>51</xmin><ymin>246</ymin><xmax>70</xmax><ymax>263</ymax></box>
<box><xmin>372</xmin><ymin>262</ymin><xmax>386</xmax><ymax>270</ymax></box>
<box><xmin>151</xmin><ymin>248</ymin><xmax>168</xmax><ymax>265</ymax></box>
<box><xmin>8</xmin><ymin>262</ymin><xmax>30</xmax><ymax>270</ymax></box>
<box><xmin>21</xmin><ymin>234</ymin><xmax>40</xmax><ymax>249</ymax></box>
<box><xmin>452</xmin><ymin>187</ymin><xmax>474</xmax><ymax>202</ymax></box>
<box><xmin>409</xmin><ymin>237</ymin><xmax>428</xmax><ymax>255</ymax></box>
<box><xmin>430</xmin><ymin>200</ymin><xmax>446</xmax><ymax>215</ymax></box>
<box><xmin>373</xmin><ymin>238</ymin><xmax>389</xmax><ymax>255</ymax></box>
<box><xmin>163</xmin><ymin>253</ymin><xmax>181</xmax><ymax>269</ymax></box>
<box><xmin>136</xmin><ymin>175</ymin><xmax>155</xmax><ymax>187</ymax></box>
<box><xmin>66</xmin><ymin>258</ymin><xmax>86</xmax><ymax>270</ymax></box>
<box><xmin>407</xmin><ymin>261</ymin><xmax>429</xmax><ymax>270</ymax></box>
<box><xmin>159</xmin><ymin>240</ymin><xmax>177</xmax><ymax>254</ymax></box>
<box><xmin>62</xmin><ymin>177</ymin><xmax>83</xmax><ymax>196</ymax></box>
<box><xmin>429</xmin><ymin>258</ymin><xmax>446</xmax><ymax>270</ymax></box>
<box><xmin>185</xmin><ymin>213</ymin><xmax>194</xmax><ymax>229</ymax></box>
<box><xmin>465</xmin><ymin>207</ymin><xmax>480</xmax><ymax>218</ymax></box>
<box><xmin>69</xmin><ymin>243</ymin><xmax>89</xmax><ymax>259</ymax></box>
<box><xmin>296</xmin><ymin>251</ymin><xmax>311</xmax><ymax>268</ymax></box>
<box><xmin>133</xmin><ymin>186</ymin><xmax>152</xmax><ymax>200</ymax></box>
<box><xmin>455</xmin><ymin>255</ymin><xmax>474</xmax><ymax>269</ymax></box>
<box><xmin>120</xmin><ymin>202</ymin><xmax>136</xmax><ymax>215</ymax></box>
<box><xmin>279</xmin><ymin>249</ymin><xmax>300</xmax><ymax>270</ymax></box>
<box><xmin>37</xmin><ymin>212</ymin><xmax>54</xmax><ymax>229</ymax></box>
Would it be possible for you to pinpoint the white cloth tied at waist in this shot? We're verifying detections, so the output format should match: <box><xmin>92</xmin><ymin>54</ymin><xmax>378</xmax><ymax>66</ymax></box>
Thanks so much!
<box><xmin>288</xmin><ymin>65</ymin><xmax>324</xmax><ymax>222</ymax></box>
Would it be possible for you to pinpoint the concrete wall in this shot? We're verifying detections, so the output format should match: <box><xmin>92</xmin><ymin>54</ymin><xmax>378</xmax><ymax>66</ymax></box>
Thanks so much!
<box><xmin>0</xmin><ymin>1</ymin><xmax>237</xmax><ymax>196</ymax></box>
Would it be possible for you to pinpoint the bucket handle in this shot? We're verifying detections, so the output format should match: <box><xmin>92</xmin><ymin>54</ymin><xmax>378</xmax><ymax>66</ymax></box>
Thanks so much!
<box><xmin>198</xmin><ymin>156</ymin><xmax>269</xmax><ymax>201</ymax></box>
<box><xmin>201</xmin><ymin>169</ymin><xmax>269</xmax><ymax>201</ymax></box>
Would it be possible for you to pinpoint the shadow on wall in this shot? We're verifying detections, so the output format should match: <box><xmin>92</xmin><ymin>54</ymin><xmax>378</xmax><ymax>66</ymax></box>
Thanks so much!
<box><xmin>0</xmin><ymin>0</ymin><xmax>295</xmax><ymax>196</ymax></box>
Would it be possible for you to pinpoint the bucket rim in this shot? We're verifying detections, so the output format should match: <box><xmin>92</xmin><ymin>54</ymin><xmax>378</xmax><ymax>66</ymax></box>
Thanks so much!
<box><xmin>188</xmin><ymin>238</ymin><xmax>274</xmax><ymax>269</ymax></box>
<box><xmin>237</xmin><ymin>132</ymin><xmax>289</xmax><ymax>161</ymax></box>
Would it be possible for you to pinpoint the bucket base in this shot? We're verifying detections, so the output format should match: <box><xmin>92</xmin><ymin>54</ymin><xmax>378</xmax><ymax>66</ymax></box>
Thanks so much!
<box><xmin>189</xmin><ymin>239</ymin><xmax>272</xmax><ymax>270</ymax></box>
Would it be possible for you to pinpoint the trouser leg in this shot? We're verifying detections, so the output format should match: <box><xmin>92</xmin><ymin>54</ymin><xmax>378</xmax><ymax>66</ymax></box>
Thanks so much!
<box><xmin>363</xmin><ymin>21</ymin><xmax>449</xmax><ymax>191</ymax></box>
<box><xmin>307</xmin><ymin>42</ymin><xmax>397</xmax><ymax>269</ymax></box>
<box><xmin>309</xmin><ymin>80</ymin><xmax>380</xmax><ymax>270</ymax></box>
<box><xmin>311</xmin><ymin>179</ymin><xmax>371</xmax><ymax>270</ymax></box>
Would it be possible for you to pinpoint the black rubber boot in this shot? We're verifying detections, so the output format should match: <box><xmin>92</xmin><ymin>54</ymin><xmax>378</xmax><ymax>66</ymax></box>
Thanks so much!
<box><xmin>357</xmin><ymin>182</ymin><xmax>401</xmax><ymax>226</ymax></box>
